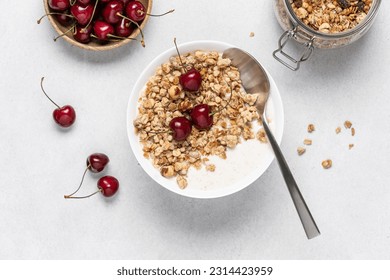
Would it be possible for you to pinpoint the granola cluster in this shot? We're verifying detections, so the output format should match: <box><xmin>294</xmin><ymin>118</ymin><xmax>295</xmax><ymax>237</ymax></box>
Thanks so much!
<box><xmin>291</xmin><ymin>0</ymin><xmax>372</xmax><ymax>33</ymax></box>
<box><xmin>133</xmin><ymin>50</ymin><xmax>263</xmax><ymax>189</ymax></box>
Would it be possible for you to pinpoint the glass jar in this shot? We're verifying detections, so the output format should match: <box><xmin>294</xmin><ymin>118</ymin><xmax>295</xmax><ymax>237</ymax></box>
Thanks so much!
<box><xmin>273</xmin><ymin>0</ymin><xmax>382</xmax><ymax>70</ymax></box>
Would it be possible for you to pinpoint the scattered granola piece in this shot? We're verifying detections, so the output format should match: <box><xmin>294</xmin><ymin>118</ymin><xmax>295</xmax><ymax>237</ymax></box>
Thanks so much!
<box><xmin>249</xmin><ymin>32</ymin><xmax>255</xmax><ymax>37</ymax></box>
<box><xmin>336</xmin><ymin>127</ymin><xmax>341</xmax><ymax>134</ymax></box>
<box><xmin>344</xmin><ymin>120</ymin><xmax>352</xmax><ymax>129</ymax></box>
<box><xmin>297</xmin><ymin>147</ymin><xmax>306</xmax><ymax>156</ymax></box>
<box><xmin>303</xmin><ymin>139</ymin><xmax>312</xmax><ymax>145</ymax></box>
<box><xmin>322</xmin><ymin>159</ymin><xmax>332</xmax><ymax>169</ymax></box>
<box><xmin>256</xmin><ymin>129</ymin><xmax>267</xmax><ymax>143</ymax></box>
<box><xmin>206</xmin><ymin>164</ymin><xmax>216</xmax><ymax>172</ymax></box>
<box><xmin>349</xmin><ymin>144</ymin><xmax>354</xmax><ymax>150</ymax></box>
<box><xmin>176</xmin><ymin>175</ymin><xmax>188</xmax><ymax>189</ymax></box>
<box><xmin>351</xmin><ymin>127</ymin><xmax>355</xmax><ymax>136</ymax></box>
<box><xmin>307</xmin><ymin>124</ymin><xmax>315</xmax><ymax>133</ymax></box>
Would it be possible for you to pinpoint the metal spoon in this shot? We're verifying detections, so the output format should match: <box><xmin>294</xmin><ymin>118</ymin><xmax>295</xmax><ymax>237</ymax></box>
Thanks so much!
<box><xmin>223</xmin><ymin>48</ymin><xmax>320</xmax><ymax>239</ymax></box>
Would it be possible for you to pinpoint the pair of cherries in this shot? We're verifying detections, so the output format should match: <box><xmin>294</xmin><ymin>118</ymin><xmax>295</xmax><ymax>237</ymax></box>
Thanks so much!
<box><xmin>64</xmin><ymin>153</ymin><xmax>119</xmax><ymax>199</ymax></box>
<box><xmin>169</xmin><ymin>105</ymin><xmax>213</xmax><ymax>141</ymax></box>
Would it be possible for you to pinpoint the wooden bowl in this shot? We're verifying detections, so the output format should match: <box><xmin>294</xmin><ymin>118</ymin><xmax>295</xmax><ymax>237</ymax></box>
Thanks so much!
<box><xmin>43</xmin><ymin>0</ymin><xmax>152</xmax><ymax>51</ymax></box>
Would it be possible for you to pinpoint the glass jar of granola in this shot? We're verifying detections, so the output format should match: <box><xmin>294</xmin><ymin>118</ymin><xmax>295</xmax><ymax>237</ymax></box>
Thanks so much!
<box><xmin>273</xmin><ymin>0</ymin><xmax>381</xmax><ymax>70</ymax></box>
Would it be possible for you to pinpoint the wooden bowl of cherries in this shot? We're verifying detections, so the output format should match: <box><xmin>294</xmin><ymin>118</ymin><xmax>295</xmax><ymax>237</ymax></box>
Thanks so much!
<box><xmin>40</xmin><ymin>0</ymin><xmax>160</xmax><ymax>51</ymax></box>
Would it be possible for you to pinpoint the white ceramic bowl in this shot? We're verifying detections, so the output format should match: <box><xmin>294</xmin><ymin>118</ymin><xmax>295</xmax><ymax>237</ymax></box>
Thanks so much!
<box><xmin>127</xmin><ymin>41</ymin><xmax>284</xmax><ymax>199</ymax></box>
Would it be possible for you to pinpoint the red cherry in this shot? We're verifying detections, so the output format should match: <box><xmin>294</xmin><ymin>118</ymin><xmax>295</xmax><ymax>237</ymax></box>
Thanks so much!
<box><xmin>70</xmin><ymin>3</ymin><xmax>94</xmax><ymax>26</ymax></box>
<box><xmin>179</xmin><ymin>68</ymin><xmax>202</xmax><ymax>92</ymax></box>
<box><xmin>169</xmin><ymin>117</ymin><xmax>192</xmax><ymax>141</ymax></box>
<box><xmin>53</xmin><ymin>105</ymin><xmax>76</xmax><ymax>127</ymax></box>
<box><xmin>93</xmin><ymin>20</ymin><xmax>115</xmax><ymax>40</ymax></box>
<box><xmin>87</xmin><ymin>153</ymin><xmax>110</xmax><ymax>173</ymax></box>
<box><xmin>49</xmin><ymin>0</ymin><xmax>70</xmax><ymax>11</ymax></box>
<box><xmin>73</xmin><ymin>24</ymin><xmax>93</xmax><ymax>43</ymax></box>
<box><xmin>125</xmin><ymin>1</ymin><xmax>146</xmax><ymax>22</ymax></box>
<box><xmin>115</xmin><ymin>18</ymin><xmax>134</xmax><ymax>37</ymax></box>
<box><xmin>98</xmin><ymin>176</ymin><xmax>119</xmax><ymax>197</ymax></box>
<box><xmin>102</xmin><ymin>0</ymin><xmax>124</xmax><ymax>24</ymax></box>
<box><xmin>190</xmin><ymin>104</ymin><xmax>213</xmax><ymax>130</ymax></box>
<box><xmin>173</xmin><ymin>38</ymin><xmax>202</xmax><ymax>92</ymax></box>
<box><xmin>55</xmin><ymin>10</ymin><xmax>73</xmax><ymax>26</ymax></box>
<box><xmin>40</xmin><ymin>77</ymin><xmax>76</xmax><ymax>128</ymax></box>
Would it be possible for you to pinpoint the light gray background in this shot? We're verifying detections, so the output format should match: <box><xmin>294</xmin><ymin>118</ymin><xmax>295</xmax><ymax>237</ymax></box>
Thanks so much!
<box><xmin>0</xmin><ymin>0</ymin><xmax>389</xmax><ymax>259</ymax></box>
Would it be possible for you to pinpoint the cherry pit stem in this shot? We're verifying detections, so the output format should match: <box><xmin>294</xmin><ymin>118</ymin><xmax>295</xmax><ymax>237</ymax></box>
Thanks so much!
<box><xmin>40</xmin><ymin>77</ymin><xmax>60</xmax><ymax>109</ymax></box>
<box><xmin>54</xmin><ymin>23</ymin><xmax>77</xmax><ymax>41</ymax></box>
<box><xmin>142</xmin><ymin>9</ymin><xmax>175</xmax><ymax>17</ymax></box>
<box><xmin>173</xmin><ymin>37</ymin><xmax>186</xmax><ymax>73</ymax></box>
<box><xmin>64</xmin><ymin>189</ymin><xmax>102</xmax><ymax>199</ymax></box>
<box><xmin>82</xmin><ymin>0</ymin><xmax>100</xmax><ymax>31</ymax></box>
<box><xmin>116</xmin><ymin>13</ymin><xmax>145</xmax><ymax>47</ymax></box>
<box><xmin>63</xmin><ymin>164</ymin><xmax>91</xmax><ymax>198</ymax></box>
<box><xmin>210</xmin><ymin>79</ymin><xmax>234</xmax><ymax>116</ymax></box>
<box><xmin>37</xmin><ymin>13</ymin><xmax>74</xmax><ymax>24</ymax></box>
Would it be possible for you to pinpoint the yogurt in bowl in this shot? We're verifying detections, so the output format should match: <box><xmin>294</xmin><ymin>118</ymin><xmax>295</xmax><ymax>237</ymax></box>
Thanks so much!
<box><xmin>127</xmin><ymin>41</ymin><xmax>284</xmax><ymax>199</ymax></box>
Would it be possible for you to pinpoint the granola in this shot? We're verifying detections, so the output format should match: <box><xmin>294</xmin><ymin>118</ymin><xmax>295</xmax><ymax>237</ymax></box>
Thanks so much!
<box><xmin>290</xmin><ymin>0</ymin><xmax>373</xmax><ymax>34</ymax></box>
<box><xmin>133</xmin><ymin>50</ymin><xmax>263</xmax><ymax>188</ymax></box>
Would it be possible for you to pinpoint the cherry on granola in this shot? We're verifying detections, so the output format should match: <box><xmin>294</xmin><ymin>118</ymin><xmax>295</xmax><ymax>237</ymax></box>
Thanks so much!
<box><xmin>190</xmin><ymin>82</ymin><xmax>234</xmax><ymax>130</ymax></box>
<box><xmin>169</xmin><ymin>116</ymin><xmax>192</xmax><ymax>141</ymax></box>
<box><xmin>173</xmin><ymin>38</ymin><xmax>202</xmax><ymax>92</ymax></box>
<box><xmin>190</xmin><ymin>104</ymin><xmax>213</xmax><ymax>130</ymax></box>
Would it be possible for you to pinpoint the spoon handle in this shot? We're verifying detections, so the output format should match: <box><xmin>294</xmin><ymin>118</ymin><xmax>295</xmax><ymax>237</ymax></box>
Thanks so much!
<box><xmin>262</xmin><ymin>119</ymin><xmax>320</xmax><ymax>239</ymax></box>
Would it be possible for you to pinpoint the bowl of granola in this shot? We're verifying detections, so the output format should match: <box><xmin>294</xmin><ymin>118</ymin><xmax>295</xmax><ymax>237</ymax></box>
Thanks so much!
<box><xmin>127</xmin><ymin>41</ymin><xmax>284</xmax><ymax>198</ymax></box>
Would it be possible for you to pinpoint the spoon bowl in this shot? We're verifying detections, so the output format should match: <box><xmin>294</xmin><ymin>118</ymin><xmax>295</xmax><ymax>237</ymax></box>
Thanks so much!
<box><xmin>223</xmin><ymin>47</ymin><xmax>320</xmax><ymax>239</ymax></box>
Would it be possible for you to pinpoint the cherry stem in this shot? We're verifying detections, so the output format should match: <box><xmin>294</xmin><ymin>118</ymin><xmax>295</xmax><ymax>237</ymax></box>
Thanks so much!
<box><xmin>107</xmin><ymin>34</ymin><xmax>140</xmax><ymax>42</ymax></box>
<box><xmin>40</xmin><ymin>77</ymin><xmax>60</xmax><ymax>109</ymax></box>
<box><xmin>70</xmin><ymin>0</ymin><xmax>77</xmax><ymax>5</ymax></box>
<box><xmin>210</xmin><ymin>81</ymin><xmax>234</xmax><ymax>116</ymax></box>
<box><xmin>116</xmin><ymin>13</ymin><xmax>145</xmax><ymax>47</ymax></box>
<box><xmin>54</xmin><ymin>23</ymin><xmax>76</xmax><ymax>41</ymax></box>
<box><xmin>37</xmin><ymin>13</ymin><xmax>74</xmax><ymax>24</ymax></box>
<box><xmin>82</xmin><ymin>0</ymin><xmax>100</xmax><ymax>31</ymax></box>
<box><xmin>146</xmin><ymin>129</ymin><xmax>171</xmax><ymax>139</ymax></box>
<box><xmin>64</xmin><ymin>189</ymin><xmax>102</xmax><ymax>199</ymax></box>
<box><xmin>63</xmin><ymin>164</ymin><xmax>90</xmax><ymax>198</ymax></box>
<box><xmin>143</xmin><ymin>9</ymin><xmax>175</xmax><ymax>17</ymax></box>
<box><xmin>173</xmin><ymin>37</ymin><xmax>186</xmax><ymax>73</ymax></box>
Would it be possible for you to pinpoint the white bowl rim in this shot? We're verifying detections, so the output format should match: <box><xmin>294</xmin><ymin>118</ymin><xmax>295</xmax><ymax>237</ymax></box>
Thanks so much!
<box><xmin>127</xmin><ymin>40</ymin><xmax>284</xmax><ymax>199</ymax></box>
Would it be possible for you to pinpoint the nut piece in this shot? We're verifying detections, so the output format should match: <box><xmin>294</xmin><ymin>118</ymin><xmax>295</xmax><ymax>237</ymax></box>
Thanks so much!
<box><xmin>344</xmin><ymin>120</ymin><xmax>353</xmax><ymax>129</ymax></box>
<box><xmin>176</xmin><ymin>175</ymin><xmax>188</xmax><ymax>189</ymax></box>
<box><xmin>335</xmin><ymin>127</ymin><xmax>341</xmax><ymax>134</ymax></box>
<box><xmin>249</xmin><ymin>32</ymin><xmax>255</xmax><ymax>37</ymax></box>
<box><xmin>322</xmin><ymin>159</ymin><xmax>332</xmax><ymax>169</ymax></box>
<box><xmin>160</xmin><ymin>166</ymin><xmax>175</xmax><ymax>178</ymax></box>
<box><xmin>351</xmin><ymin>127</ymin><xmax>355</xmax><ymax>136</ymax></box>
<box><xmin>304</xmin><ymin>139</ymin><xmax>312</xmax><ymax>145</ymax></box>
<box><xmin>307</xmin><ymin>124</ymin><xmax>315</xmax><ymax>133</ymax></box>
<box><xmin>349</xmin><ymin>144</ymin><xmax>354</xmax><ymax>150</ymax></box>
<box><xmin>297</xmin><ymin>147</ymin><xmax>306</xmax><ymax>156</ymax></box>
